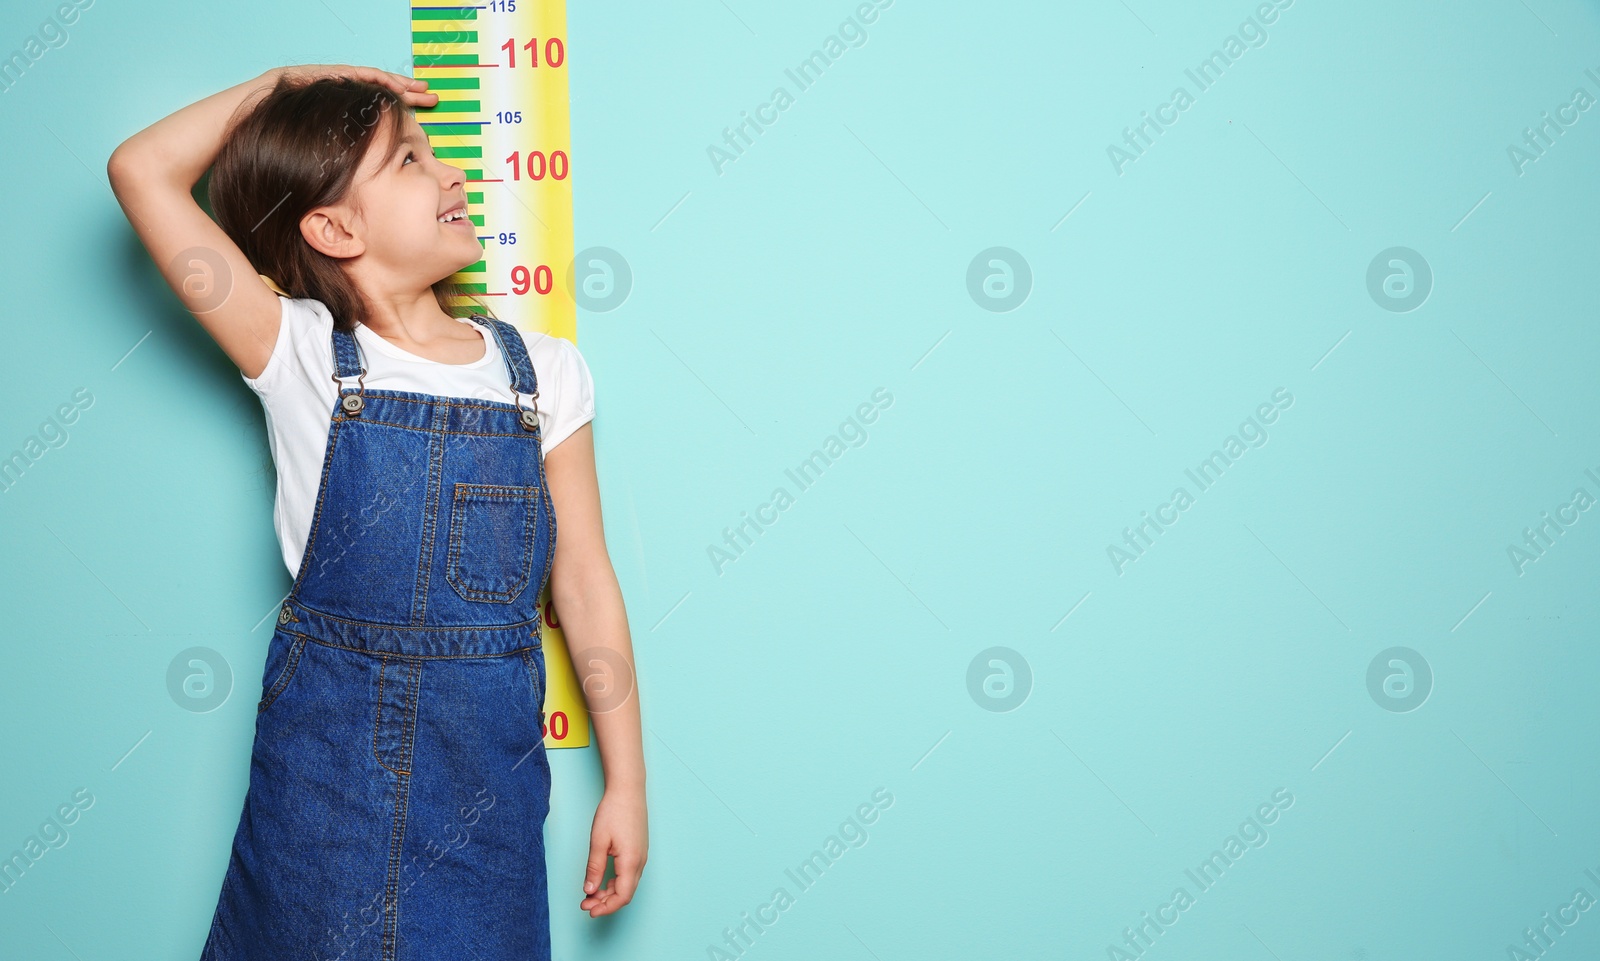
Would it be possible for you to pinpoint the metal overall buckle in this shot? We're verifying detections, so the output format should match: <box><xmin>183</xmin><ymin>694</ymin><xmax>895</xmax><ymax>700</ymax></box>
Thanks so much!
<box><xmin>513</xmin><ymin>385</ymin><xmax>541</xmax><ymax>432</ymax></box>
<box><xmin>333</xmin><ymin>367</ymin><xmax>368</xmax><ymax>416</ymax></box>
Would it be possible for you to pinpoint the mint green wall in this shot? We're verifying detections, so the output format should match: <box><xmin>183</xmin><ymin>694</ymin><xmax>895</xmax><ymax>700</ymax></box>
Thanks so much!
<box><xmin>4</xmin><ymin>0</ymin><xmax>1600</xmax><ymax>958</ymax></box>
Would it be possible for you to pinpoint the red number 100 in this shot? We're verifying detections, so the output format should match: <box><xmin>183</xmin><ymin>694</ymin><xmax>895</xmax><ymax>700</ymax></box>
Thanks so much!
<box><xmin>505</xmin><ymin>149</ymin><xmax>569</xmax><ymax>181</ymax></box>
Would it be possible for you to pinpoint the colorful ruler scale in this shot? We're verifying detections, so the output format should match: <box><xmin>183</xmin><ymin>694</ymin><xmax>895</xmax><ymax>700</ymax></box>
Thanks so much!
<box><xmin>412</xmin><ymin>1</ymin><xmax>587</xmax><ymax>750</ymax></box>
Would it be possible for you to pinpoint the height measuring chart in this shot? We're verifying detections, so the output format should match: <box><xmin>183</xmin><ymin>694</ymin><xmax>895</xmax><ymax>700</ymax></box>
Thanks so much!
<box><xmin>412</xmin><ymin>1</ymin><xmax>588</xmax><ymax>749</ymax></box>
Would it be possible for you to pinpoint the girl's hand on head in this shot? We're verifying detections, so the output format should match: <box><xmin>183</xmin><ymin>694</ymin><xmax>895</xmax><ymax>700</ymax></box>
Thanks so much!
<box><xmin>272</xmin><ymin>64</ymin><xmax>438</xmax><ymax>107</ymax></box>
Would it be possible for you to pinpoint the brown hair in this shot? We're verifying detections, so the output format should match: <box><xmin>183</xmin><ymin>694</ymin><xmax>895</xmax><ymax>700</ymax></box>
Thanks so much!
<box><xmin>208</xmin><ymin>73</ymin><xmax>489</xmax><ymax>333</ymax></box>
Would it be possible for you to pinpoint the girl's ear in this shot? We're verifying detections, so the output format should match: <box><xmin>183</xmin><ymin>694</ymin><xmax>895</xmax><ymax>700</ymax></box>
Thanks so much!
<box><xmin>300</xmin><ymin>206</ymin><xmax>364</xmax><ymax>259</ymax></box>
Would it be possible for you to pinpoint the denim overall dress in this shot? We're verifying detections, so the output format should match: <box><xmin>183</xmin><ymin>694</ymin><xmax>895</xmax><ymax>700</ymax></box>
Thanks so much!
<box><xmin>201</xmin><ymin>316</ymin><xmax>556</xmax><ymax>961</ymax></box>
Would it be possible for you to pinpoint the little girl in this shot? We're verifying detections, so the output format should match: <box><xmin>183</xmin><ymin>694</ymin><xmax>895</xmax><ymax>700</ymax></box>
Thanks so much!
<box><xmin>107</xmin><ymin>64</ymin><xmax>647</xmax><ymax>959</ymax></box>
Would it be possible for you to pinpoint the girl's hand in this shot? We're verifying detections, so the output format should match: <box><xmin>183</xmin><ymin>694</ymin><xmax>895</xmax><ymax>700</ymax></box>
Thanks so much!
<box><xmin>271</xmin><ymin>64</ymin><xmax>438</xmax><ymax>107</ymax></box>
<box><xmin>581</xmin><ymin>785</ymin><xmax>648</xmax><ymax>917</ymax></box>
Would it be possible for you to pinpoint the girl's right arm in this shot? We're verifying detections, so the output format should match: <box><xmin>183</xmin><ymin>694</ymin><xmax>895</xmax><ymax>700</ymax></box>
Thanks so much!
<box><xmin>106</xmin><ymin>66</ymin><xmax>436</xmax><ymax>380</ymax></box>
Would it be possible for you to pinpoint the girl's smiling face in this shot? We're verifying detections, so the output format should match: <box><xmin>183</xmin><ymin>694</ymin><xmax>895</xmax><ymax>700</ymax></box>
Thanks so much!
<box><xmin>307</xmin><ymin>108</ymin><xmax>481</xmax><ymax>289</ymax></box>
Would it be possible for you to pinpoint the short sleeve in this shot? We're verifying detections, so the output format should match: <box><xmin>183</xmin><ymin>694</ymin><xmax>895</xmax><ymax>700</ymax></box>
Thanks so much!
<box><xmin>241</xmin><ymin>295</ymin><xmax>335</xmax><ymax>397</ymax></box>
<box><xmin>539</xmin><ymin>337</ymin><xmax>596</xmax><ymax>455</ymax></box>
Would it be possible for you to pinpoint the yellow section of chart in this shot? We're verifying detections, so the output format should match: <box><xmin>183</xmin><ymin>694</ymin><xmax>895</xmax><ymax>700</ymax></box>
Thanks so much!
<box><xmin>413</xmin><ymin>0</ymin><xmax>585</xmax><ymax>749</ymax></box>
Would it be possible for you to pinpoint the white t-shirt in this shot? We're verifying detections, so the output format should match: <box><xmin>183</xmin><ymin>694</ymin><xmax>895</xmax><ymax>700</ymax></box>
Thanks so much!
<box><xmin>242</xmin><ymin>295</ymin><xmax>596</xmax><ymax>578</ymax></box>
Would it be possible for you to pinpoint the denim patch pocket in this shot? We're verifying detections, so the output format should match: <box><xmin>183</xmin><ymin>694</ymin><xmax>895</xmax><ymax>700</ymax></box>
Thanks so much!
<box><xmin>257</xmin><ymin>635</ymin><xmax>308</xmax><ymax>716</ymax></box>
<box><xmin>446</xmin><ymin>483</ymin><xmax>540</xmax><ymax>603</ymax></box>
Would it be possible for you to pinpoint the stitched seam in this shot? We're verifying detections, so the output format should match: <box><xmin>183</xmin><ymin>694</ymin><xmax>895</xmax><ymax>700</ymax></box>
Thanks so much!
<box><xmin>334</xmin><ymin>422</ymin><xmax>539</xmax><ymax>438</ymax></box>
<box><xmin>446</xmin><ymin>491</ymin><xmax>465</xmax><ymax>595</ymax></box>
<box><xmin>486</xmin><ymin>318</ymin><xmax>526</xmax><ymax>393</ymax></box>
<box><xmin>382</xmin><ymin>661</ymin><xmax>420</xmax><ymax>959</ymax></box>
<box><xmin>491</xmin><ymin>318</ymin><xmax>540</xmax><ymax>394</ymax></box>
<box><xmin>456</xmin><ymin>484</ymin><xmax>541</xmax><ymax>497</ymax></box>
<box><xmin>521</xmin><ymin>647</ymin><xmax>547</xmax><ymax>731</ymax></box>
<box><xmin>256</xmin><ymin>637</ymin><xmax>306</xmax><ymax>715</ymax></box>
<box><xmin>331</xmin><ymin>396</ymin><xmax>543</xmax><ymax>436</ymax></box>
<box><xmin>412</xmin><ymin>420</ymin><xmax>446</xmax><ymax>625</ymax></box>
<box><xmin>288</xmin><ymin>415</ymin><xmax>345</xmax><ymax>595</ymax></box>
<box><xmin>280</xmin><ymin>607</ymin><xmax>539</xmax><ymax>633</ymax></box>
<box><xmin>401</xmin><ymin>658</ymin><xmax>421</xmax><ymax>779</ymax></box>
<box><xmin>501</xmin><ymin>319</ymin><xmax>533</xmax><ymax>390</ymax></box>
<box><xmin>373</xmin><ymin>655</ymin><xmax>406</xmax><ymax>777</ymax></box>
<box><xmin>445</xmin><ymin>485</ymin><xmax>538</xmax><ymax>603</ymax></box>
<box><xmin>282</xmin><ymin>628</ymin><xmax>541</xmax><ymax>658</ymax></box>
<box><xmin>520</xmin><ymin>648</ymin><xmax>542</xmax><ymax>709</ymax></box>
<box><xmin>538</xmin><ymin>457</ymin><xmax>556</xmax><ymax>599</ymax></box>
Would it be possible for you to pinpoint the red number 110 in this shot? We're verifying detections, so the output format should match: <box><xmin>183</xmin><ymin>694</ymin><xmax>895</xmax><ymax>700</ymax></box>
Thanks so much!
<box><xmin>501</xmin><ymin>36</ymin><xmax>566</xmax><ymax>68</ymax></box>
